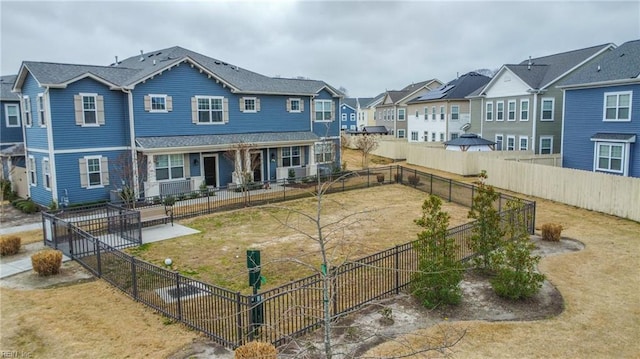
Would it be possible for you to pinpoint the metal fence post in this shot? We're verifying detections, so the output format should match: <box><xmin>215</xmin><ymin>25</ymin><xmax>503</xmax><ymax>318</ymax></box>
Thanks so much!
<box><xmin>236</xmin><ymin>291</ymin><xmax>244</xmax><ymax>347</ymax></box>
<box><xmin>96</xmin><ymin>241</ymin><xmax>102</xmax><ymax>277</ymax></box>
<box><xmin>176</xmin><ymin>271</ymin><xmax>182</xmax><ymax>321</ymax></box>
<box><xmin>131</xmin><ymin>256</ymin><xmax>138</xmax><ymax>300</ymax></box>
<box><xmin>448</xmin><ymin>179</ymin><xmax>452</xmax><ymax>202</ymax></box>
<box><xmin>395</xmin><ymin>245</ymin><xmax>400</xmax><ymax>295</ymax></box>
<box><xmin>67</xmin><ymin>223</ymin><xmax>74</xmax><ymax>257</ymax></box>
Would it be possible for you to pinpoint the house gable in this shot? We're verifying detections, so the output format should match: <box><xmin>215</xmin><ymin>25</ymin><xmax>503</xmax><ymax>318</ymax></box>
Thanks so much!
<box><xmin>483</xmin><ymin>68</ymin><xmax>532</xmax><ymax>97</ymax></box>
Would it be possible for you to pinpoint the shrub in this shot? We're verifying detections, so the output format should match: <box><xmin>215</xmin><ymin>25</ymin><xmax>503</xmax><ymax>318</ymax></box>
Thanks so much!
<box><xmin>234</xmin><ymin>341</ymin><xmax>277</xmax><ymax>359</ymax></box>
<box><xmin>541</xmin><ymin>223</ymin><xmax>563</xmax><ymax>242</ymax></box>
<box><xmin>0</xmin><ymin>236</ymin><xmax>21</xmax><ymax>256</ymax></box>
<box><xmin>407</xmin><ymin>175</ymin><xmax>420</xmax><ymax>186</ymax></box>
<box><xmin>12</xmin><ymin>198</ymin><xmax>39</xmax><ymax>214</ymax></box>
<box><xmin>163</xmin><ymin>195</ymin><xmax>176</xmax><ymax>206</ymax></box>
<box><xmin>376</xmin><ymin>173</ymin><xmax>385</xmax><ymax>183</ymax></box>
<box><xmin>31</xmin><ymin>249</ymin><xmax>63</xmax><ymax>276</ymax></box>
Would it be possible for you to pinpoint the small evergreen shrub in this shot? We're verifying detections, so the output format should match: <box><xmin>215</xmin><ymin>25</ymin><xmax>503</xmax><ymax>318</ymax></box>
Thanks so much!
<box><xmin>31</xmin><ymin>249</ymin><xmax>63</xmax><ymax>276</ymax></box>
<box><xmin>0</xmin><ymin>235</ymin><xmax>21</xmax><ymax>256</ymax></box>
<box><xmin>163</xmin><ymin>195</ymin><xmax>176</xmax><ymax>206</ymax></box>
<box><xmin>234</xmin><ymin>341</ymin><xmax>277</xmax><ymax>359</ymax></box>
<box><xmin>541</xmin><ymin>223</ymin><xmax>563</xmax><ymax>242</ymax></box>
<box><xmin>407</xmin><ymin>175</ymin><xmax>421</xmax><ymax>185</ymax></box>
<box><xmin>12</xmin><ymin>198</ymin><xmax>39</xmax><ymax>214</ymax></box>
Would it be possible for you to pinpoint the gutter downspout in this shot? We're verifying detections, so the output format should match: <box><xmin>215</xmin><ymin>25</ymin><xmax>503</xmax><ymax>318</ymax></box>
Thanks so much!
<box><xmin>43</xmin><ymin>87</ymin><xmax>59</xmax><ymax>205</ymax></box>
<box><xmin>123</xmin><ymin>89</ymin><xmax>139</xmax><ymax>198</ymax></box>
<box><xmin>560</xmin><ymin>89</ymin><xmax>566</xmax><ymax>164</ymax></box>
<box><xmin>480</xmin><ymin>97</ymin><xmax>484</xmax><ymax>137</ymax></box>
<box><xmin>532</xmin><ymin>91</ymin><xmax>538</xmax><ymax>153</ymax></box>
<box><xmin>16</xmin><ymin>91</ymin><xmax>30</xmax><ymax>199</ymax></box>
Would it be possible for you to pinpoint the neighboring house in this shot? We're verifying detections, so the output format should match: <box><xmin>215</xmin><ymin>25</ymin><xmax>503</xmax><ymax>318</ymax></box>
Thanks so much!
<box><xmin>364</xmin><ymin>93</ymin><xmax>384</xmax><ymax>129</ymax></box>
<box><xmin>12</xmin><ymin>46</ymin><xmax>342</xmax><ymax>207</ymax></box>
<box><xmin>374</xmin><ymin>79</ymin><xmax>443</xmax><ymax>139</ymax></box>
<box><xmin>0</xmin><ymin>74</ymin><xmax>26</xmax><ymax>187</ymax></box>
<box><xmin>406</xmin><ymin>72</ymin><xmax>490</xmax><ymax>143</ymax></box>
<box><xmin>559</xmin><ymin>39</ymin><xmax>640</xmax><ymax>177</ymax></box>
<box><xmin>355</xmin><ymin>97</ymin><xmax>374</xmax><ymax>130</ymax></box>
<box><xmin>340</xmin><ymin>98</ymin><xmax>358</xmax><ymax>131</ymax></box>
<box><xmin>468</xmin><ymin>43</ymin><xmax>615</xmax><ymax>153</ymax></box>
<box><xmin>443</xmin><ymin>133</ymin><xmax>495</xmax><ymax>152</ymax></box>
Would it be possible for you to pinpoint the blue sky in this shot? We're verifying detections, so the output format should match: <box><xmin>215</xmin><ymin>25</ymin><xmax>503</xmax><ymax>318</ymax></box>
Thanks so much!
<box><xmin>1</xmin><ymin>0</ymin><xmax>638</xmax><ymax>97</ymax></box>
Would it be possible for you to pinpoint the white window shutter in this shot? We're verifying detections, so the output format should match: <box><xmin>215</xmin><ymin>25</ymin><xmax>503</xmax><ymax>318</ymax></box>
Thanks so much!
<box><xmin>101</xmin><ymin>157</ymin><xmax>109</xmax><ymax>185</ymax></box>
<box><xmin>144</xmin><ymin>95</ymin><xmax>151</xmax><ymax>111</ymax></box>
<box><xmin>256</xmin><ymin>98</ymin><xmax>260</xmax><ymax>112</ymax></box>
<box><xmin>74</xmin><ymin>95</ymin><xmax>83</xmax><ymax>125</ymax></box>
<box><xmin>223</xmin><ymin>98</ymin><xmax>229</xmax><ymax>123</ymax></box>
<box><xmin>191</xmin><ymin>97</ymin><xmax>198</xmax><ymax>123</ymax></box>
<box><xmin>286</xmin><ymin>99</ymin><xmax>291</xmax><ymax>112</ymax></box>
<box><xmin>97</xmin><ymin>95</ymin><xmax>105</xmax><ymax>125</ymax></box>
<box><xmin>79</xmin><ymin>158</ymin><xmax>88</xmax><ymax>188</ymax></box>
<box><xmin>239</xmin><ymin>97</ymin><xmax>245</xmax><ymax>112</ymax></box>
<box><xmin>166</xmin><ymin>96</ymin><xmax>173</xmax><ymax>112</ymax></box>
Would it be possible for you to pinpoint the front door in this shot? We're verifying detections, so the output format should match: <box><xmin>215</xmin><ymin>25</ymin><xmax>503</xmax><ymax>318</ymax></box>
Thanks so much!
<box><xmin>203</xmin><ymin>156</ymin><xmax>217</xmax><ymax>187</ymax></box>
<box><xmin>251</xmin><ymin>152</ymin><xmax>262</xmax><ymax>182</ymax></box>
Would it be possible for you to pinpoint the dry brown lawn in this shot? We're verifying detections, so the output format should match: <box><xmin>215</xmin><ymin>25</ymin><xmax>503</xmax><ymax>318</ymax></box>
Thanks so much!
<box><xmin>1</xmin><ymin>149</ymin><xmax>638</xmax><ymax>358</ymax></box>
<box><xmin>127</xmin><ymin>185</ymin><xmax>470</xmax><ymax>293</ymax></box>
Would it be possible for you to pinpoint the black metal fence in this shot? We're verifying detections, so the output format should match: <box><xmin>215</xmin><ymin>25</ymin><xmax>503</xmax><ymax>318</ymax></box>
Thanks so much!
<box><xmin>43</xmin><ymin>165</ymin><xmax>536</xmax><ymax>349</ymax></box>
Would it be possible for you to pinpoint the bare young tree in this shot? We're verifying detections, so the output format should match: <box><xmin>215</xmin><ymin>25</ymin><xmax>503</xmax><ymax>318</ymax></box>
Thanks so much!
<box><xmin>110</xmin><ymin>151</ymin><xmax>146</xmax><ymax>208</ymax></box>
<box><xmin>223</xmin><ymin>142</ymin><xmax>260</xmax><ymax>205</ymax></box>
<box><xmin>353</xmin><ymin>134</ymin><xmax>380</xmax><ymax>169</ymax></box>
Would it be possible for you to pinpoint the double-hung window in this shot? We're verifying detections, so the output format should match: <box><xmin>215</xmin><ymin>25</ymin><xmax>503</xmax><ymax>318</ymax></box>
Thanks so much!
<box><xmin>539</xmin><ymin>136</ymin><xmax>553</xmax><ymax>154</ymax></box>
<box><xmin>496</xmin><ymin>101</ymin><xmax>504</xmax><ymax>121</ymax></box>
<box><xmin>431</xmin><ymin>132</ymin><xmax>436</xmax><ymax>141</ymax></box>
<box><xmin>28</xmin><ymin>156</ymin><xmax>36</xmax><ymax>186</ymax></box>
<box><xmin>282</xmin><ymin>146</ymin><xmax>301</xmax><ymax>167</ymax></box>
<box><xmin>541</xmin><ymin>98</ymin><xmax>554</xmax><ymax>121</ymax></box>
<box><xmin>75</xmin><ymin>94</ymin><xmax>104</xmax><ymax>126</ymax></box>
<box><xmin>341</xmin><ymin>113</ymin><xmax>347</xmax><ymax>122</ymax></box>
<box><xmin>314</xmin><ymin>142</ymin><xmax>333</xmax><ymax>163</ymax></box>
<box><xmin>155</xmin><ymin>154</ymin><xmax>184</xmax><ymax>181</ymax></box>
<box><xmin>596</xmin><ymin>143</ymin><xmax>623</xmax><ymax>173</ymax></box>
<box><xmin>507</xmin><ymin>100</ymin><xmax>516</xmax><ymax>121</ymax></box>
<box><xmin>4</xmin><ymin>104</ymin><xmax>20</xmax><ymax>127</ymax></box>
<box><xmin>42</xmin><ymin>158</ymin><xmax>51</xmax><ymax>190</ymax></box>
<box><xmin>197</xmin><ymin>97</ymin><xmax>224</xmax><ymax>123</ymax></box>
<box><xmin>519</xmin><ymin>136</ymin><xmax>528</xmax><ymax>150</ymax></box>
<box><xmin>506</xmin><ymin>135</ymin><xmax>515</xmax><ymax>151</ymax></box>
<box><xmin>314</xmin><ymin>100</ymin><xmax>333</xmax><ymax>122</ymax></box>
<box><xmin>423</xmin><ymin>131</ymin><xmax>428</xmax><ymax>142</ymax></box>
<box><xmin>495</xmin><ymin>134</ymin><xmax>503</xmax><ymax>151</ymax></box>
<box><xmin>23</xmin><ymin>96</ymin><xmax>31</xmax><ymax>126</ymax></box>
<box><xmin>520</xmin><ymin>99</ymin><xmax>529</xmax><ymax>121</ymax></box>
<box><xmin>411</xmin><ymin>131</ymin><xmax>418</xmax><ymax>141</ymax></box>
<box><xmin>424</xmin><ymin>107</ymin><xmax>428</xmax><ymax>119</ymax></box>
<box><xmin>451</xmin><ymin>105</ymin><xmax>459</xmax><ymax>120</ymax></box>
<box><xmin>485</xmin><ymin>102</ymin><xmax>493</xmax><ymax>121</ymax></box>
<box><xmin>603</xmin><ymin>91</ymin><xmax>631</xmax><ymax>121</ymax></box>
<box><xmin>287</xmin><ymin>98</ymin><xmax>301</xmax><ymax>112</ymax></box>
<box><xmin>431</xmin><ymin>106</ymin><xmax>436</xmax><ymax>120</ymax></box>
<box><xmin>397</xmin><ymin>129</ymin><xmax>406</xmax><ymax>138</ymax></box>
<box><xmin>83</xmin><ymin>95</ymin><xmax>98</xmax><ymax>125</ymax></box>
<box><xmin>439</xmin><ymin>106</ymin><xmax>445</xmax><ymax>120</ymax></box>
<box><xmin>350</xmin><ymin>113</ymin><xmax>355</xmax><ymax>121</ymax></box>
<box><xmin>79</xmin><ymin>156</ymin><xmax>109</xmax><ymax>188</ymax></box>
<box><xmin>37</xmin><ymin>94</ymin><xmax>46</xmax><ymax>126</ymax></box>
<box><xmin>397</xmin><ymin>108</ymin><xmax>405</xmax><ymax>121</ymax></box>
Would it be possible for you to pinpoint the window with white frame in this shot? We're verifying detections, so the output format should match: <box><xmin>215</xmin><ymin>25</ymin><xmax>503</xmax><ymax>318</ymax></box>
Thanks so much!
<box><xmin>520</xmin><ymin>99</ymin><xmax>529</xmax><ymax>121</ymax></box>
<box><xmin>37</xmin><ymin>94</ymin><xmax>46</xmax><ymax>126</ymax></box>
<box><xmin>423</xmin><ymin>131</ymin><xmax>428</xmax><ymax>142</ymax></box>
<box><xmin>451</xmin><ymin>105</ymin><xmax>459</xmax><ymax>120</ymax></box>
<box><xmin>539</xmin><ymin>136</ymin><xmax>553</xmax><ymax>154</ymax></box>
<box><xmin>431</xmin><ymin>106</ymin><xmax>436</xmax><ymax>120</ymax></box>
<box><xmin>486</xmin><ymin>102</ymin><xmax>493</xmax><ymax>121</ymax></box>
<box><xmin>155</xmin><ymin>154</ymin><xmax>184</xmax><ymax>181</ymax></box>
<box><xmin>28</xmin><ymin>156</ymin><xmax>36</xmax><ymax>186</ymax></box>
<box><xmin>397</xmin><ymin>129</ymin><xmax>406</xmax><ymax>138</ymax></box>
<box><xmin>541</xmin><ymin>98</ymin><xmax>554</xmax><ymax>121</ymax></box>
<box><xmin>439</xmin><ymin>132</ymin><xmax>444</xmax><ymax>141</ymax></box>
<box><xmin>23</xmin><ymin>96</ymin><xmax>31</xmax><ymax>126</ymax></box>
<box><xmin>242</xmin><ymin>97</ymin><xmax>257</xmax><ymax>112</ymax></box>
<box><xmin>431</xmin><ymin>132</ymin><xmax>436</xmax><ymax>141</ymax></box>
<box><xmin>282</xmin><ymin>146</ymin><xmax>301</xmax><ymax>167</ymax></box>
<box><xmin>79</xmin><ymin>156</ymin><xmax>108</xmax><ymax>188</ymax></box>
<box><xmin>519</xmin><ymin>136</ymin><xmax>528</xmax><ymax>150</ymax></box>
<box><xmin>496</xmin><ymin>101</ymin><xmax>504</xmax><ymax>121</ymax></box>
<box><xmin>87</xmin><ymin>158</ymin><xmax>102</xmax><ymax>186</ymax></box>
<box><xmin>604</xmin><ymin>91</ymin><xmax>631</xmax><ymax>121</ymax></box>
<box><xmin>314</xmin><ymin>142</ymin><xmax>333</xmax><ymax>163</ymax></box>
<box><xmin>391</xmin><ymin>110</ymin><xmax>395</xmax><ymax>120</ymax></box>
<box><xmin>415</xmin><ymin>110</ymin><xmax>419</xmax><ymax>119</ymax></box>
<box><xmin>495</xmin><ymin>134</ymin><xmax>503</xmax><ymax>151</ymax></box>
<box><xmin>288</xmin><ymin>98</ymin><xmax>301</xmax><ymax>112</ymax></box>
<box><xmin>341</xmin><ymin>113</ymin><xmax>347</xmax><ymax>122</ymax></box>
<box><xmin>350</xmin><ymin>113</ymin><xmax>355</xmax><ymax>121</ymax></box>
<box><xmin>398</xmin><ymin>108</ymin><xmax>405</xmax><ymax>121</ymax></box>
<box><xmin>196</xmin><ymin>96</ymin><xmax>224</xmax><ymax>123</ymax></box>
<box><xmin>507</xmin><ymin>100</ymin><xmax>516</xmax><ymax>121</ymax></box>
<box><xmin>42</xmin><ymin>158</ymin><xmax>51</xmax><ymax>190</ymax></box>
<box><xmin>151</xmin><ymin>95</ymin><xmax>167</xmax><ymax>111</ymax></box>
<box><xmin>314</xmin><ymin>100</ymin><xmax>333</xmax><ymax>122</ymax></box>
<box><xmin>451</xmin><ymin>133</ymin><xmax>459</xmax><ymax>140</ymax></box>
<box><xmin>83</xmin><ymin>95</ymin><xmax>98</xmax><ymax>125</ymax></box>
<box><xmin>439</xmin><ymin>106</ymin><xmax>445</xmax><ymax>120</ymax></box>
<box><xmin>424</xmin><ymin>107</ymin><xmax>428</xmax><ymax>119</ymax></box>
<box><xmin>411</xmin><ymin>131</ymin><xmax>418</xmax><ymax>141</ymax></box>
<box><xmin>5</xmin><ymin>104</ymin><xmax>20</xmax><ymax>127</ymax></box>
<box><xmin>595</xmin><ymin>143</ymin><xmax>624</xmax><ymax>173</ymax></box>
<box><xmin>507</xmin><ymin>135</ymin><xmax>515</xmax><ymax>151</ymax></box>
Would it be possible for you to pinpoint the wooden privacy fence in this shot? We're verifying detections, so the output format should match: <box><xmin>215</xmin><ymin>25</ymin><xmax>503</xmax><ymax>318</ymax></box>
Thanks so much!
<box><xmin>43</xmin><ymin>165</ymin><xmax>536</xmax><ymax>349</ymax></box>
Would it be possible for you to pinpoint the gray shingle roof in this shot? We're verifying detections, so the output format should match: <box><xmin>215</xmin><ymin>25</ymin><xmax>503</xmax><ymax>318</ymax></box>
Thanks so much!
<box><xmin>444</xmin><ymin>133</ymin><xmax>495</xmax><ymax>146</ymax></box>
<box><xmin>505</xmin><ymin>43</ymin><xmax>613</xmax><ymax>89</ymax></box>
<box><xmin>15</xmin><ymin>46</ymin><xmax>341</xmax><ymax>96</ymax></box>
<box><xmin>136</xmin><ymin>131</ymin><xmax>320</xmax><ymax>150</ymax></box>
<box><xmin>0</xmin><ymin>75</ymin><xmax>20</xmax><ymax>101</ymax></box>
<box><xmin>559</xmin><ymin>39</ymin><xmax>640</xmax><ymax>87</ymax></box>
<box><xmin>356</xmin><ymin>97</ymin><xmax>374</xmax><ymax>107</ymax></box>
<box><xmin>343</xmin><ymin>98</ymin><xmax>358</xmax><ymax>109</ymax></box>
<box><xmin>590</xmin><ymin>133</ymin><xmax>637</xmax><ymax>142</ymax></box>
<box><xmin>408</xmin><ymin>72</ymin><xmax>490</xmax><ymax>103</ymax></box>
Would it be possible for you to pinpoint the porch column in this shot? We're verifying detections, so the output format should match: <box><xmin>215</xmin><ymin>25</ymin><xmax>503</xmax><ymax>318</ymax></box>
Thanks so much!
<box><xmin>244</xmin><ymin>148</ymin><xmax>251</xmax><ymax>181</ymax></box>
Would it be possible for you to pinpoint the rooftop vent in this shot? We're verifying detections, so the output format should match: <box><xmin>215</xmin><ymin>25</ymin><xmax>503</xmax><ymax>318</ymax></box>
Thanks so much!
<box><xmin>139</xmin><ymin>50</ymin><xmax>144</xmax><ymax>62</ymax></box>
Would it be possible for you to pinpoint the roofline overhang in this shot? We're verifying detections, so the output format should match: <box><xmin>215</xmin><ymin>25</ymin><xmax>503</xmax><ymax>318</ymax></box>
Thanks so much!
<box><xmin>590</xmin><ymin>134</ymin><xmax>636</xmax><ymax>143</ymax></box>
<box><xmin>13</xmin><ymin>63</ymin><xmax>124</xmax><ymax>91</ymax></box>
<box><xmin>12</xmin><ymin>63</ymin><xmax>37</xmax><ymax>92</ymax></box>
<box><xmin>557</xmin><ymin>77</ymin><xmax>640</xmax><ymax>90</ymax></box>
<box><xmin>540</xmin><ymin>43</ymin><xmax>617</xmax><ymax>91</ymax></box>
<box><xmin>135</xmin><ymin>138</ymin><xmax>321</xmax><ymax>154</ymax></box>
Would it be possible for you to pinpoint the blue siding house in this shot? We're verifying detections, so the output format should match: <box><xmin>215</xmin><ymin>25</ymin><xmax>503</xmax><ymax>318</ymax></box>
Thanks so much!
<box><xmin>560</xmin><ymin>40</ymin><xmax>640</xmax><ymax>178</ymax></box>
<box><xmin>0</xmin><ymin>75</ymin><xmax>25</xmax><ymax>190</ymax></box>
<box><xmin>340</xmin><ymin>98</ymin><xmax>357</xmax><ymax>131</ymax></box>
<box><xmin>12</xmin><ymin>47</ymin><xmax>342</xmax><ymax>206</ymax></box>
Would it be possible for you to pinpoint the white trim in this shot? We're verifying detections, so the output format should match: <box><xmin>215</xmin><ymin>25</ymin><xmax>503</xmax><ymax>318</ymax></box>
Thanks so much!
<box><xmin>439</xmin><ymin>105</ymin><xmax>445</xmax><ymax>121</ymax></box>
<box><xmin>52</xmin><ymin>146</ymin><xmax>129</xmax><ymax>154</ymax></box>
<box><xmin>28</xmin><ymin>155</ymin><xmax>36</xmax><ymax>186</ymax></box>
<box><xmin>288</xmin><ymin>98</ymin><xmax>302</xmax><ymax>113</ymax></box>
<box><xmin>450</xmin><ymin>105</ymin><xmax>460</xmax><ymax>120</ymax></box>
<box><xmin>397</xmin><ymin>108</ymin><xmax>406</xmax><ymax>121</ymax></box>
<box><xmin>84</xmin><ymin>155</ymin><xmax>105</xmax><ymax>188</ymax></box>
<box><xmin>37</xmin><ymin>93</ymin><xmax>46</xmax><ymax>127</ymax></box>
<box><xmin>602</xmin><ymin>91</ymin><xmax>632</xmax><ymax>122</ymax></box>
<box><xmin>149</xmin><ymin>94</ymin><xmax>168</xmax><ymax>113</ymax></box>
<box><xmin>42</xmin><ymin>157</ymin><xmax>51</xmax><ymax>191</ymax></box>
<box><xmin>507</xmin><ymin>100</ymin><xmax>516</xmax><ymax>121</ymax></box>
<box><xmin>314</xmin><ymin>99</ymin><xmax>333</xmax><ymax>122</ymax></box>
<box><xmin>540</xmin><ymin>97</ymin><xmax>555</xmax><ymax>121</ymax></box>
<box><xmin>242</xmin><ymin>97</ymin><xmax>257</xmax><ymax>113</ymax></box>
<box><xmin>79</xmin><ymin>93</ymin><xmax>99</xmax><ymax>126</ymax></box>
<box><xmin>495</xmin><ymin>101</ymin><xmax>504</xmax><ymax>121</ymax></box>
<box><xmin>593</xmin><ymin>141</ymin><xmax>628</xmax><ymax>175</ymax></box>
<box><xmin>397</xmin><ymin>129</ymin><xmax>406</xmax><ymax>138</ymax></box>
<box><xmin>539</xmin><ymin>135</ymin><xmax>554</xmax><ymax>154</ymax></box>
<box><xmin>4</xmin><ymin>103</ymin><xmax>20</xmax><ymax>127</ymax></box>
<box><xmin>22</xmin><ymin>95</ymin><xmax>31</xmax><ymax>127</ymax></box>
<box><xmin>485</xmin><ymin>101</ymin><xmax>493</xmax><ymax>121</ymax></box>
<box><xmin>195</xmin><ymin>95</ymin><xmax>225</xmax><ymax>124</ymax></box>
<box><xmin>540</xmin><ymin>43</ymin><xmax>615</xmax><ymax>90</ymax></box>
<box><xmin>519</xmin><ymin>99</ymin><xmax>529</xmax><ymax>121</ymax></box>
<box><xmin>495</xmin><ymin>134</ymin><xmax>504</xmax><ymax>151</ymax></box>
<box><xmin>519</xmin><ymin>136</ymin><xmax>529</xmax><ymax>150</ymax></box>
<box><xmin>506</xmin><ymin>135</ymin><xmax>516</xmax><ymax>151</ymax></box>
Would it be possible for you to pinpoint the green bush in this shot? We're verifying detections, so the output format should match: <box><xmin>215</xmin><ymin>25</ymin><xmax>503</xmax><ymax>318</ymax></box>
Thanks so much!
<box><xmin>163</xmin><ymin>195</ymin><xmax>176</xmax><ymax>206</ymax></box>
<box><xmin>1</xmin><ymin>179</ymin><xmax>17</xmax><ymax>200</ymax></box>
<box><xmin>0</xmin><ymin>235</ymin><xmax>21</xmax><ymax>256</ymax></box>
<box><xmin>31</xmin><ymin>249</ymin><xmax>63</xmax><ymax>276</ymax></box>
<box><xmin>12</xmin><ymin>198</ymin><xmax>39</xmax><ymax>214</ymax></box>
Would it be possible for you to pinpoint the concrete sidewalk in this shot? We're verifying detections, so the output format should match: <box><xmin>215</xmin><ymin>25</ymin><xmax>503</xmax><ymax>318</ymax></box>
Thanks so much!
<box><xmin>0</xmin><ymin>223</ymin><xmax>199</xmax><ymax>279</ymax></box>
<box><xmin>0</xmin><ymin>222</ymin><xmax>42</xmax><ymax>235</ymax></box>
